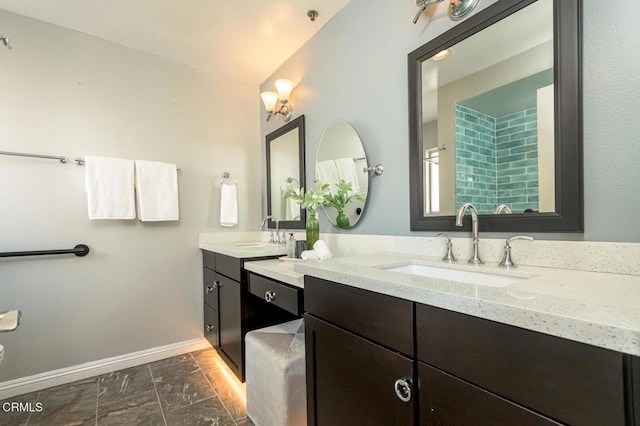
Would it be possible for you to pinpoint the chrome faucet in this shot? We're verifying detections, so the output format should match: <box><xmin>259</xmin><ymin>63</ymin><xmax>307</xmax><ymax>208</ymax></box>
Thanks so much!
<box><xmin>274</xmin><ymin>217</ymin><xmax>282</xmax><ymax>244</ymax></box>
<box><xmin>261</xmin><ymin>215</ymin><xmax>275</xmax><ymax>244</ymax></box>
<box><xmin>455</xmin><ymin>203</ymin><xmax>483</xmax><ymax>264</ymax></box>
<box><xmin>437</xmin><ymin>233</ymin><xmax>456</xmax><ymax>262</ymax></box>
<box><xmin>499</xmin><ymin>235</ymin><xmax>534</xmax><ymax>268</ymax></box>
<box><xmin>493</xmin><ymin>204</ymin><xmax>512</xmax><ymax>214</ymax></box>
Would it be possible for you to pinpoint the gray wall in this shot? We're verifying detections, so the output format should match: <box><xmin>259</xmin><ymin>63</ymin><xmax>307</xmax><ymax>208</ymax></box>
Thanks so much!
<box><xmin>260</xmin><ymin>0</ymin><xmax>640</xmax><ymax>242</ymax></box>
<box><xmin>0</xmin><ymin>10</ymin><xmax>262</xmax><ymax>382</ymax></box>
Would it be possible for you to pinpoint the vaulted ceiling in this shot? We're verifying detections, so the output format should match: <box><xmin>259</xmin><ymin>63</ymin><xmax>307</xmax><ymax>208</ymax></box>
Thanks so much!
<box><xmin>0</xmin><ymin>0</ymin><xmax>351</xmax><ymax>85</ymax></box>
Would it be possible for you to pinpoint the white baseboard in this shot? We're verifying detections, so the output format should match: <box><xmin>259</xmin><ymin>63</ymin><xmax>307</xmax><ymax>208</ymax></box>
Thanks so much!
<box><xmin>0</xmin><ymin>337</ymin><xmax>211</xmax><ymax>400</ymax></box>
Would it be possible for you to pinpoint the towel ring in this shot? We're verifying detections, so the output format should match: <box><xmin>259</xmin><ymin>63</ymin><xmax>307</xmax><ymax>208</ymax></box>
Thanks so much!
<box><xmin>221</xmin><ymin>171</ymin><xmax>234</xmax><ymax>185</ymax></box>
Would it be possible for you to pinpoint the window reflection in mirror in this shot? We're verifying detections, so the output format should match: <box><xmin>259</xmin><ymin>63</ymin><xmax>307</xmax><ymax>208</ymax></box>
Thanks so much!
<box><xmin>421</xmin><ymin>0</ymin><xmax>554</xmax><ymax>216</ymax></box>
<box><xmin>266</xmin><ymin>115</ymin><xmax>306</xmax><ymax>229</ymax></box>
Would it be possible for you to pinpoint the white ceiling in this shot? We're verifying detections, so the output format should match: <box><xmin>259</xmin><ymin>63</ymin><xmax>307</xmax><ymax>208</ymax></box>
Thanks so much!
<box><xmin>0</xmin><ymin>0</ymin><xmax>351</xmax><ymax>85</ymax></box>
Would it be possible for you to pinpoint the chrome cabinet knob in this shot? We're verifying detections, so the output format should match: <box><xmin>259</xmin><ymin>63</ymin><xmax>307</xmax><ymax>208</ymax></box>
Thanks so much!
<box><xmin>206</xmin><ymin>281</ymin><xmax>220</xmax><ymax>293</ymax></box>
<box><xmin>206</xmin><ymin>324</ymin><xmax>215</xmax><ymax>332</ymax></box>
<box><xmin>394</xmin><ymin>378</ymin><xmax>413</xmax><ymax>402</ymax></box>
<box><xmin>264</xmin><ymin>290</ymin><xmax>277</xmax><ymax>303</ymax></box>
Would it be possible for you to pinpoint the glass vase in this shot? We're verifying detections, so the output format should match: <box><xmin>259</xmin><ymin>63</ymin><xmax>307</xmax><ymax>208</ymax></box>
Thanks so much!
<box><xmin>336</xmin><ymin>211</ymin><xmax>350</xmax><ymax>229</ymax></box>
<box><xmin>306</xmin><ymin>211</ymin><xmax>320</xmax><ymax>250</ymax></box>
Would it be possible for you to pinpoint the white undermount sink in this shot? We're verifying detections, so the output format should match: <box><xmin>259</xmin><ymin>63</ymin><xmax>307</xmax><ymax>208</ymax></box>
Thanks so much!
<box><xmin>233</xmin><ymin>242</ymin><xmax>272</xmax><ymax>248</ymax></box>
<box><xmin>384</xmin><ymin>263</ymin><xmax>525</xmax><ymax>287</ymax></box>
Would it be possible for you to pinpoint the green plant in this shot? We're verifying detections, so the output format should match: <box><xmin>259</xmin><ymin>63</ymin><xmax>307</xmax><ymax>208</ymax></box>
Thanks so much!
<box><xmin>284</xmin><ymin>181</ymin><xmax>331</xmax><ymax>216</ymax></box>
<box><xmin>323</xmin><ymin>179</ymin><xmax>365</xmax><ymax>213</ymax></box>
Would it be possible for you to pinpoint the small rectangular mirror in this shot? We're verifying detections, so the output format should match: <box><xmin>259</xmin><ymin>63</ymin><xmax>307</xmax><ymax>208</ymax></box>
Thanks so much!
<box><xmin>266</xmin><ymin>115</ymin><xmax>306</xmax><ymax>229</ymax></box>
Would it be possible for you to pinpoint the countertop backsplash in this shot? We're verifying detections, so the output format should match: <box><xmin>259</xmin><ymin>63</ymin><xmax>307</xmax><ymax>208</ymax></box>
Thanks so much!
<box><xmin>199</xmin><ymin>232</ymin><xmax>640</xmax><ymax>276</ymax></box>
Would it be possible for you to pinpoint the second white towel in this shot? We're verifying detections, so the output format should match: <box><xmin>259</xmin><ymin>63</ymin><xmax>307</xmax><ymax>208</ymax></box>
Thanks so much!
<box><xmin>135</xmin><ymin>160</ymin><xmax>179</xmax><ymax>221</ymax></box>
<box><xmin>220</xmin><ymin>183</ymin><xmax>238</xmax><ymax>227</ymax></box>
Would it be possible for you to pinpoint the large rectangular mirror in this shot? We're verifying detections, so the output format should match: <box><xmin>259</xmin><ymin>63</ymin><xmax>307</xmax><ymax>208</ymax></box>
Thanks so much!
<box><xmin>408</xmin><ymin>0</ymin><xmax>583</xmax><ymax>232</ymax></box>
<box><xmin>266</xmin><ymin>115</ymin><xmax>306</xmax><ymax>229</ymax></box>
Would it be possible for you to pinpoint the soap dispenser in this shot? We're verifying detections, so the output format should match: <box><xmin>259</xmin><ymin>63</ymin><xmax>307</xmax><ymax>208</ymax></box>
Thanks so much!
<box><xmin>287</xmin><ymin>233</ymin><xmax>296</xmax><ymax>258</ymax></box>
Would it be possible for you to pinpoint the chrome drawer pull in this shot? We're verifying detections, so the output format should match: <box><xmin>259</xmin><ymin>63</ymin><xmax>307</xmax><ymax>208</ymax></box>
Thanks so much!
<box><xmin>264</xmin><ymin>290</ymin><xmax>277</xmax><ymax>303</ymax></box>
<box><xmin>394</xmin><ymin>378</ymin><xmax>412</xmax><ymax>402</ymax></box>
<box><xmin>206</xmin><ymin>281</ymin><xmax>220</xmax><ymax>293</ymax></box>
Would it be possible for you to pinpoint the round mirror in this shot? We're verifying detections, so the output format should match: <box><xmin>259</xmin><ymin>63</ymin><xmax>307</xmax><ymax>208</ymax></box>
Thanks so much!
<box><xmin>316</xmin><ymin>120</ymin><xmax>369</xmax><ymax>229</ymax></box>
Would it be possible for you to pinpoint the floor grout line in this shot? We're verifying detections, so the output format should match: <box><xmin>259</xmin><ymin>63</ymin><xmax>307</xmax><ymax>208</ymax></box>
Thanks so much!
<box><xmin>95</xmin><ymin>377</ymin><xmax>99</xmax><ymax>425</ymax></box>
<box><xmin>148</xmin><ymin>364</ymin><xmax>168</xmax><ymax>426</ymax></box>
<box><xmin>24</xmin><ymin>390</ymin><xmax>40</xmax><ymax>425</ymax></box>
<box><xmin>190</xmin><ymin>352</ymin><xmax>239</xmax><ymax>425</ymax></box>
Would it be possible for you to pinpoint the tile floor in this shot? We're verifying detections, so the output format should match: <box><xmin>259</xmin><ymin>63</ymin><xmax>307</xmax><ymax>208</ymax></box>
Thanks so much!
<box><xmin>0</xmin><ymin>347</ymin><xmax>255</xmax><ymax>425</ymax></box>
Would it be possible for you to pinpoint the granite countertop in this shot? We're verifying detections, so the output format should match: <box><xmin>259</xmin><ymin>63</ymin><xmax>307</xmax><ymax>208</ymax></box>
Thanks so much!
<box><xmin>244</xmin><ymin>259</ymin><xmax>304</xmax><ymax>288</ymax></box>
<box><xmin>199</xmin><ymin>241</ymin><xmax>287</xmax><ymax>258</ymax></box>
<box><xmin>294</xmin><ymin>253</ymin><xmax>640</xmax><ymax>356</ymax></box>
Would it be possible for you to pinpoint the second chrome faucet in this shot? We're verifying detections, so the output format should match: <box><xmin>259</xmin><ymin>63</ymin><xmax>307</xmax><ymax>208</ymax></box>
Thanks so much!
<box><xmin>455</xmin><ymin>202</ymin><xmax>483</xmax><ymax>264</ymax></box>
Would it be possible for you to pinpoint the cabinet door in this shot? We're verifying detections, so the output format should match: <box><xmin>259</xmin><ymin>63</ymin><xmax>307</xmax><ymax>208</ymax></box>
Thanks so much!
<box><xmin>218</xmin><ymin>274</ymin><xmax>242</xmax><ymax>378</ymax></box>
<box><xmin>305</xmin><ymin>314</ymin><xmax>414</xmax><ymax>426</ymax></box>
<box><xmin>419</xmin><ymin>362</ymin><xmax>561</xmax><ymax>426</ymax></box>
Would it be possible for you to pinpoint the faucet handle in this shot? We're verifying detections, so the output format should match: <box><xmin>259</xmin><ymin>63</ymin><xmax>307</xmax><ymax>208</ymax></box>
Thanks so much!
<box><xmin>437</xmin><ymin>233</ymin><xmax>456</xmax><ymax>262</ymax></box>
<box><xmin>499</xmin><ymin>235</ymin><xmax>534</xmax><ymax>268</ymax></box>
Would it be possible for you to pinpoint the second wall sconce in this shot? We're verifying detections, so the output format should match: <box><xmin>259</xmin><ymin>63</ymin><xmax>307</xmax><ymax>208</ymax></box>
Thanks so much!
<box><xmin>260</xmin><ymin>78</ymin><xmax>294</xmax><ymax>122</ymax></box>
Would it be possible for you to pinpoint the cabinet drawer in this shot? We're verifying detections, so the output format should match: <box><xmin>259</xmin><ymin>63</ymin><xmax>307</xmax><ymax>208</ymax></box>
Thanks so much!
<box><xmin>215</xmin><ymin>253</ymin><xmax>242</xmax><ymax>282</ymax></box>
<box><xmin>248</xmin><ymin>273</ymin><xmax>303</xmax><ymax>316</ymax></box>
<box><xmin>416</xmin><ymin>304</ymin><xmax>626</xmax><ymax>426</ymax></box>
<box><xmin>202</xmin><ymin>250</ymin><xmax>216</xmax><ymax>270</ymax></box>
<box><xmin>419</xmin><ymin>362</ymin><xmax>560</xmax><ymax>425</ymax></box>
<box><xmin>305</xmin><ymin>276</ymin><xmax>413</xmax><ymax>356</ymax></box>
<box><xmin>203</xmin><ymin>267</ymin><xmax>219</xmax><ymax>309</ymax></box>
<box><xmin>204</xmin><ymin>303</ymin><xmax>219</xmax><ymax>348</ymax></box>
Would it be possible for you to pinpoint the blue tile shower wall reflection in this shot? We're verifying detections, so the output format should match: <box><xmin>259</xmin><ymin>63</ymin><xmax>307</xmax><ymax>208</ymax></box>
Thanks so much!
<box><xmin>455</xmin><ymin>105</ymin><xmax>539</xmax><ymax>214</ymax></box>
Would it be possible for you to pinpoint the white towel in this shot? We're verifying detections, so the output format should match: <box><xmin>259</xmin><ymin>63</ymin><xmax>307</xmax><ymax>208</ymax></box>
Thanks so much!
<box><xmin>316</xmin><ymin>160</ymin><xmax>340</xmax><ymax>188</ymax></box>
<box><xmin>85</xmin><ymin>155</ymin><xmax>136</xmax><ymax>220</ymax></box>
<box><xmin>134</xmin><ymin>160</ymin><xmax>179</xmax><ymax>222</ymax></box>
<box><xmin>313</xmin><ymin>240</ymin><xmax>333</xmax><ymax>260</ymax></box>
<box><xmin>300</xmin><ymin>250</ymin><xmax>319</xmax><ymax>261</ymax></box>
<box><xmin>220</xmin><ymin>183</ymin><xmax>238</xmax><ymax>227</ymax></box>
<box><xmin>281</xmin><ymin>185</ymin><xmax>300</xmax><ymax>221</ymax></box>
<box><xmin>334</xmin><ymin>157</ymin><xmax>360</xmax><ymax>192</ymax></box>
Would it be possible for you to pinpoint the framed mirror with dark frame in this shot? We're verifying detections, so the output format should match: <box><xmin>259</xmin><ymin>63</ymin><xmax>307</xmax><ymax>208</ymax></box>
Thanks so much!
<box><xmin>266</xmin><ymin>115</ymin><xmax>306</xmax><ymax>229</ymax></box>
<box><xmin>408</xmin><ymin>0</ymin><xmax>583</xmax><ymax>233</ymax></box>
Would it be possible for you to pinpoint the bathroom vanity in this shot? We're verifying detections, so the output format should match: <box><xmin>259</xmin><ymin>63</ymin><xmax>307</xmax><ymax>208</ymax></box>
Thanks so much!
<box><xmin>298</xmin><ymin>254</ymin><xmax>640</xmax><ymax>426</ymax></box>
<box><xmin>201</xmin><ymin>241</ymin><xmax>303</xmax><ymax>381</ymax></box>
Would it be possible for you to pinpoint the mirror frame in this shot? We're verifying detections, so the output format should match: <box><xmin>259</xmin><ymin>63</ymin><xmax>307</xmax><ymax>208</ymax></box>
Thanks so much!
<box><xmin>266</xmin><ymin>115</ymin><xmax>306</xmax><ymax>229</ymax></box>
<box><xmin>408</xmin><ymin>0</ymin><xmax>583</xmax><ymax>233</ymax></box>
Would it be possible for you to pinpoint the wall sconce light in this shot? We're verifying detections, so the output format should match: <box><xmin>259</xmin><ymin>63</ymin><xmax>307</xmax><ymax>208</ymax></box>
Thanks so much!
<box><xmin>260</xmin><ymin>78</ymin><xmax>294</xmax><ymax>122</ymax></box>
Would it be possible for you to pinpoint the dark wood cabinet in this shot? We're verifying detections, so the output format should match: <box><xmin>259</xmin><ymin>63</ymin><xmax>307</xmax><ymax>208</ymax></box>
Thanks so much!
<box><xmin>202</xmin><ymin>250</ymin><xmax>299</xmax><ymax>382</ymax></box>
<box><xmin>202</xmin><ymin>251</ymin><xmax>247</xmax><ymax>380</ymax></box>
<box><xmin>416</xmin><ymin>304</ymin><xmax>626</xmax><ymax>426</ymax></box>
<box><xmin>202</xmin><ymin>267</ymin><xmax>219</xmax><ymax>348</ymax></box>
<box><xmin>217</xmin><ymin>273</ymin><xmax>242</xmax><ymax>373</ymax></box>
<box><xmin>304</xmin><ymin>275</ymin><xmax>640</xmax><ymax>425</ymax></box>
<box><xmin>304</xmin><ymin>276</ymin><xmax>415</xmax><ymax>426</ymax></box>
<box><xmin>419</xmin><ymin>362</ymin><xmax>560</xmax><ymax>426</ymax></box>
